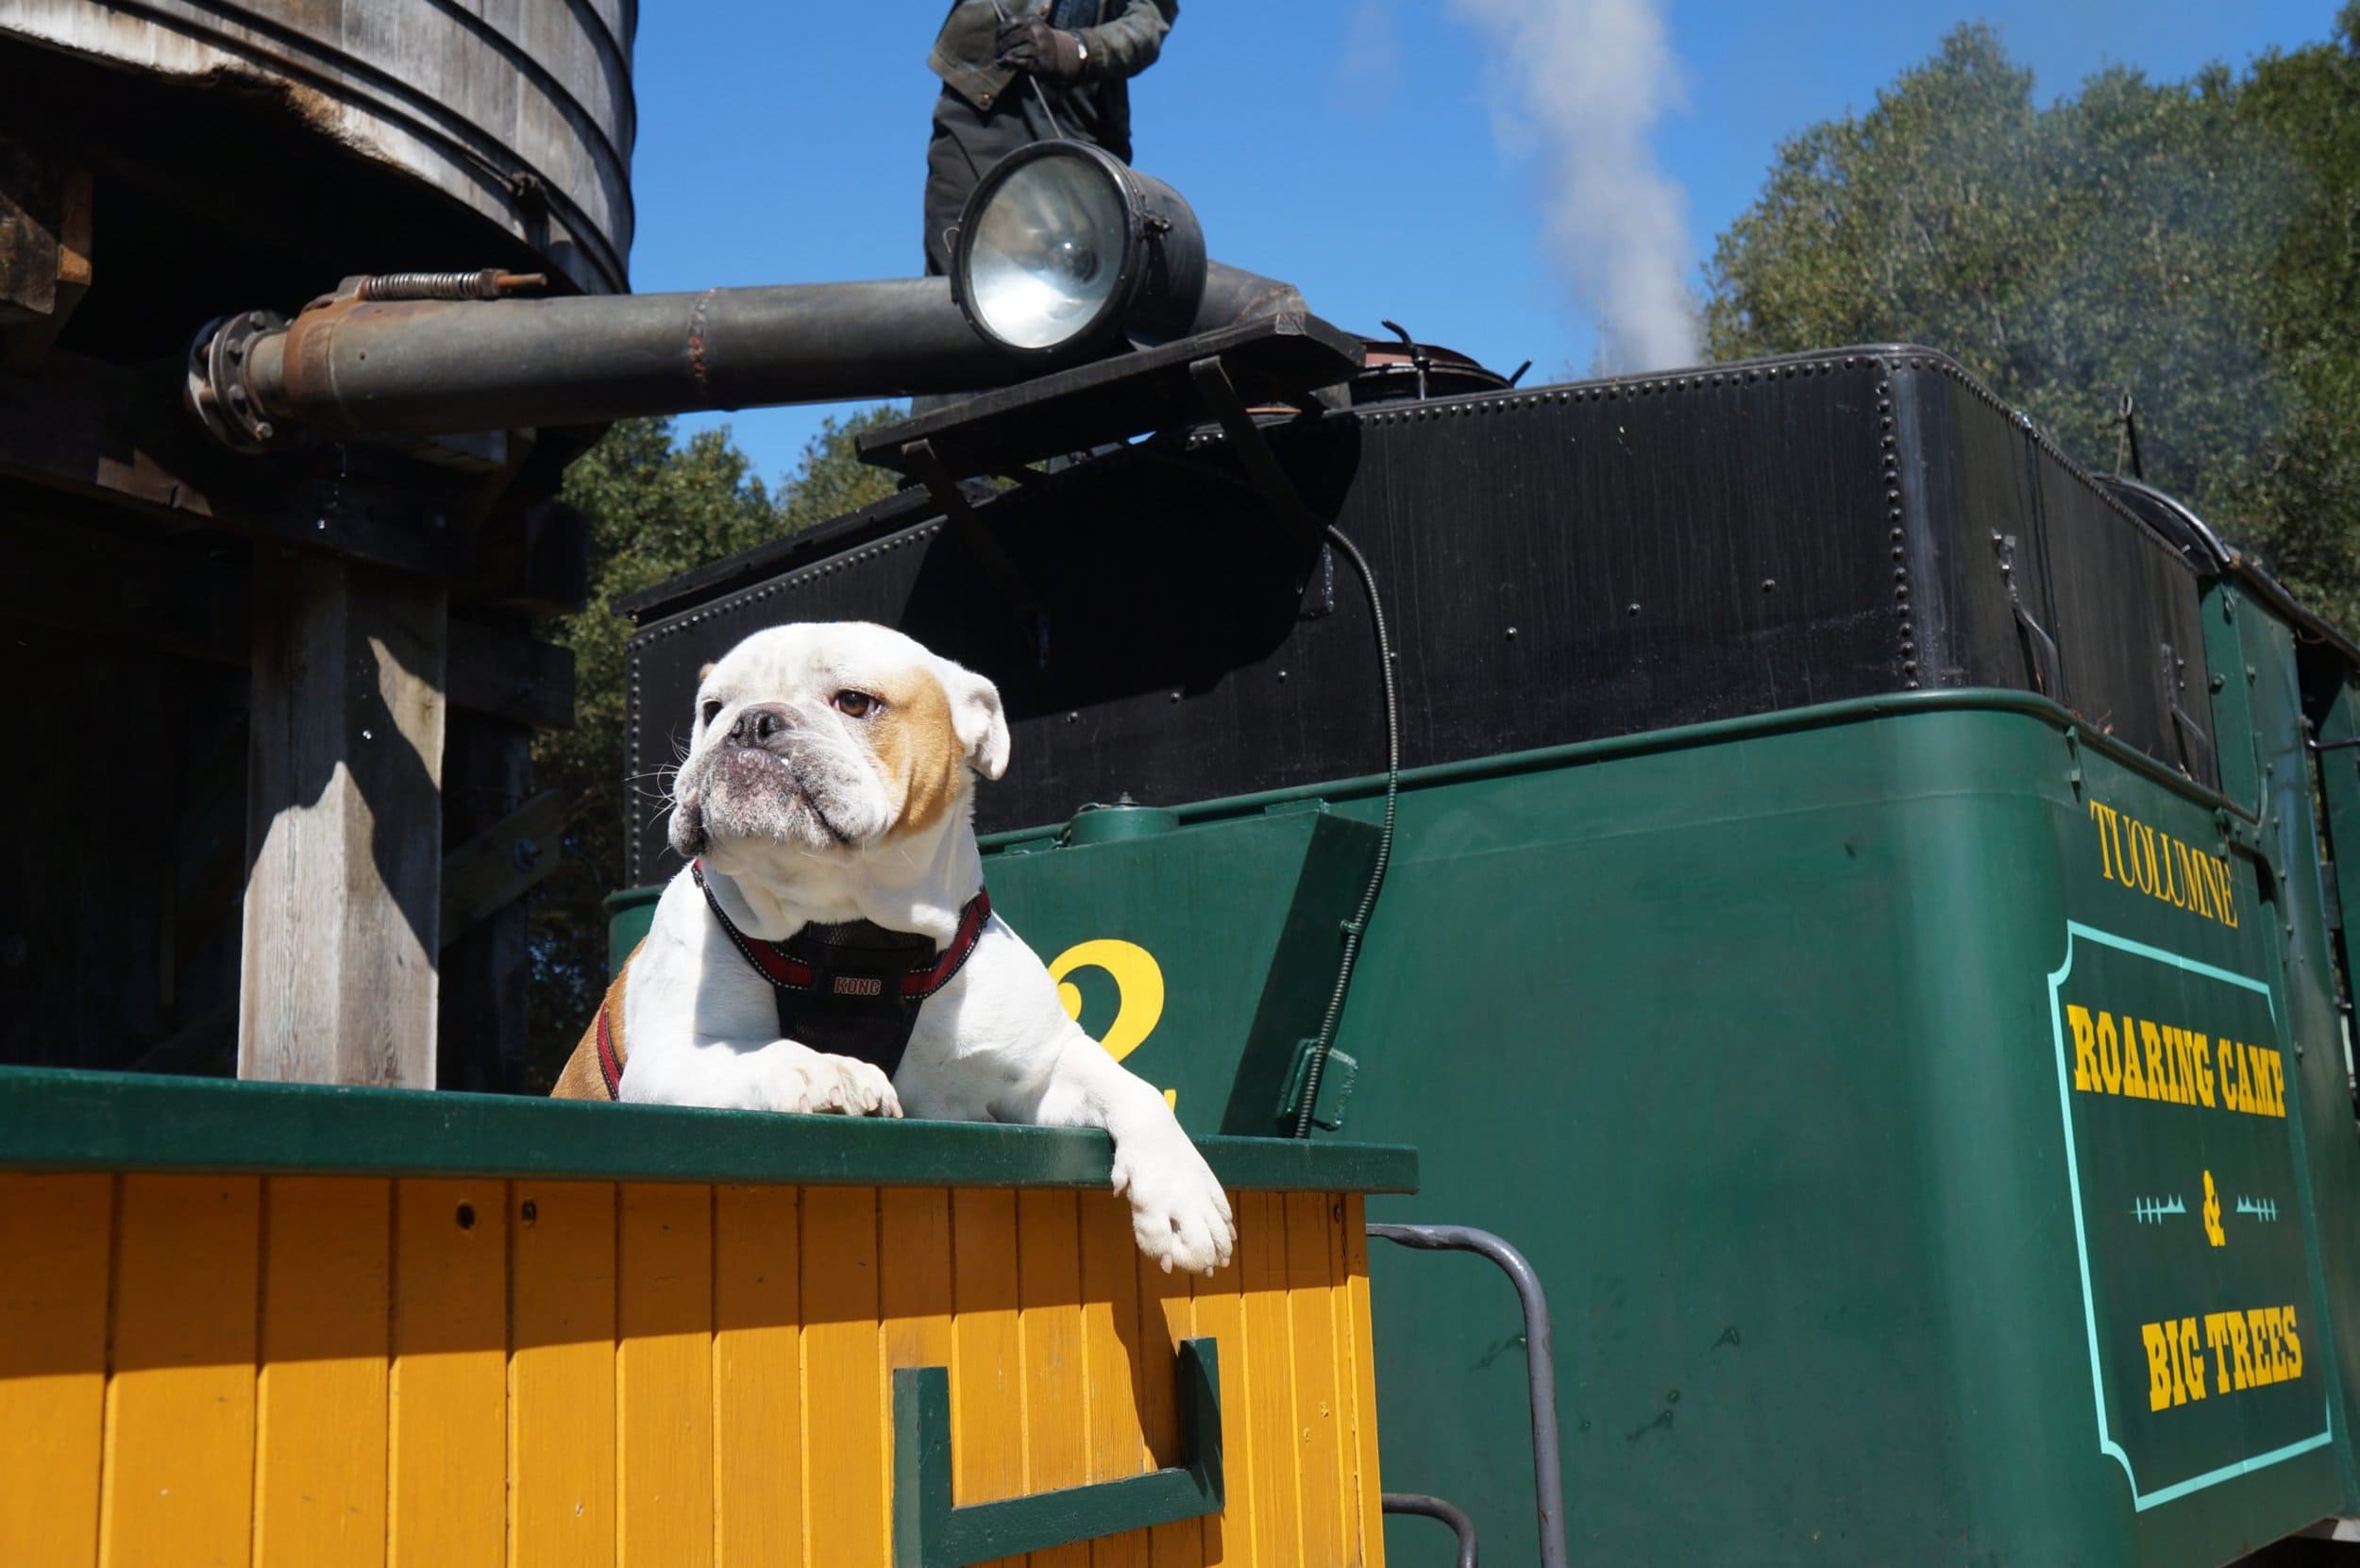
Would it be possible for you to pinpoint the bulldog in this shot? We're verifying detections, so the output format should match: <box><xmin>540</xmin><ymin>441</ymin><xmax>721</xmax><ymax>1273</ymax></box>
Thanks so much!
<box><xmin>552</xmin><ymin>621</ymin><xmax>1236</xmax><ymax>1274</ymax></box>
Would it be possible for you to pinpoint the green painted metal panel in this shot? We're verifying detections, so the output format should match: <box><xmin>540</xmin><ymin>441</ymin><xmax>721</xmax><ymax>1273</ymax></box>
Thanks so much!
<box><xmin>976</xmin><ymin>690</ymin><xmax>2360</xmax><ymax>1565</ymax></box>
<box><xmin>2201</xmin><ymin>584</ymin><xmax>2360</xmax><ymax>1511</ymax></box>
<box><xmin>606</xmin><ymin>884</ymin><xmax>661</xmax><ymax>969</ymax></box>
<box><xmin>985</xmin><ymin>802</ymin><xmax>1381</xmax><ymax>1136</ymax></box>
<box><xmin>2200</xmin><ymin>583</ymin><xmax>2264</xmax><ymax>818</ymax></box>
<box><xmin>2301</xmin><ymin>653</ymin><xmax>2360</xmax><ymax>1103</ymax></box>
<box><xmin>1342</xmin><ymin>707</ymin><xmax>2350</xmax><ymax>1564</ymax></box>
<box><xmin>0</xmin><ymin>1066</ymin><xmax>1417</xmax><ymax>1194</ymax></box>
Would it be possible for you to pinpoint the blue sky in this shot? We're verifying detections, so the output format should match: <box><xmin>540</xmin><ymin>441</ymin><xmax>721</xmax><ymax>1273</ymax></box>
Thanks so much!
<box><xmin>627</xmin><ymin>1</ymin><xmax>2344</xmax><ymax>491</ymax></box>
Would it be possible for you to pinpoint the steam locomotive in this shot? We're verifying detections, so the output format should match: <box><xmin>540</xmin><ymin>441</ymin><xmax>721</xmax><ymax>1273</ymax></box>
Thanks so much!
<box><xmin>8</xmin><ymin>32</ymin><xmax>2360</xmax><ymax>1557</ymax></box>
<box><xmin>598</xmin><ymin>164</ymin><xmax>2360</xmax><ymax>1558</ymax></box>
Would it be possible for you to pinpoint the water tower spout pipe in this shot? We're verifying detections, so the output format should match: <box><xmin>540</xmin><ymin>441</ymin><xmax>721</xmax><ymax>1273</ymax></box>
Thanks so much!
<box><xmin>187</xmin><ymin>261</ymin><xmax>1312</xmax><ymax>452</ymax></box>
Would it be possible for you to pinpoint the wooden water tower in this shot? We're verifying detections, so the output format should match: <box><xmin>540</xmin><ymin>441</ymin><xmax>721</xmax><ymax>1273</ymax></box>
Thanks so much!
<box><xmin>0</xmin><ymin>0</ymin><xmax>634</xmax><ymax>1089</ymax></box>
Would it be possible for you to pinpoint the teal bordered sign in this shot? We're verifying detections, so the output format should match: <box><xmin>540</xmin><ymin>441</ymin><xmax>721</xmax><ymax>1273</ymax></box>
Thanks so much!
<box><xmin>2048</xmin><ymin>922</ymin><xmax>2331</xmax><ymax>1509</ymax></box>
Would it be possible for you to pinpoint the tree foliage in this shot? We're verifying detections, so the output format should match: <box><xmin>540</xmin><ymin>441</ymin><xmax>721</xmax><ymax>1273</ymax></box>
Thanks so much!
<box><xmin>1705</xmin><ymin>11</ymin><xmax>2360</xmax><ymax>626</ymax></box>
<box><xmin>525</xmin><ymin>412</ymin><xmax>900</xmax><ymax>1087</ymax></box>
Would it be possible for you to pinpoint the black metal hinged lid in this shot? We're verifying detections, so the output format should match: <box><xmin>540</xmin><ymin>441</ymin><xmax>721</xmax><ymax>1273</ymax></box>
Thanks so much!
<box><xmin>622</xmin><ymin>345</ymin><xmax>2217</xmax><ymax>880</ymax></box>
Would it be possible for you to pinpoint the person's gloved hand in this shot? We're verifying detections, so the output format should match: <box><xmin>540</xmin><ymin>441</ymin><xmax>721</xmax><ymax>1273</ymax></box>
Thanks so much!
<box><xmin>996</xmin><ymin>18</ymin><xmax>1087</xmax><ymax>79</ymax></box>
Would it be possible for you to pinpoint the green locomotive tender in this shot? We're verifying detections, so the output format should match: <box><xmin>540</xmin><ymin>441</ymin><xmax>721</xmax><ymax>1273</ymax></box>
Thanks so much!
<box><xmin>612</xmin><ymin>339</ymin><xmax>2360</xmax><ymax>1564</ymax></box>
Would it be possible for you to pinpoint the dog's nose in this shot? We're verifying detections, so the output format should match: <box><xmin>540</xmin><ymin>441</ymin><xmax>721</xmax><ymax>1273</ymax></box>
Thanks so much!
<box><xmin>725</xmin><ymin>702</ymin><xmax>796</xmax><ymax>749</ymax></box>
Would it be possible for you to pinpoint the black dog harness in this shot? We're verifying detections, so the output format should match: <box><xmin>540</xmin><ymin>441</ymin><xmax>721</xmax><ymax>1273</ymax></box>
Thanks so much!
<box><xmin>597</xmin><ymin>861</ymin><xmax>993</xmax><ymax>1100</ymax></box>
<box><xmin>695</xmin><ymin>860</ymin><xmax>993</xmax><ymax>1072</ymax></box>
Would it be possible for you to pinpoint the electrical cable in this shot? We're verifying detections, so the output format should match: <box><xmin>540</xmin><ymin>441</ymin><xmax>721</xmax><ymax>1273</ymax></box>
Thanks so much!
<box><xmin>1292</xmin><ymin>524</ymin><xmax>1401</xmax><ymax>1137</ymax></box>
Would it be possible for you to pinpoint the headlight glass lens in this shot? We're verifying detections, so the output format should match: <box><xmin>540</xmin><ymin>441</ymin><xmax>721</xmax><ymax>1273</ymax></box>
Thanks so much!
<box><xmin>966</xmin><ymin>153</ymin><xmax>1128</xmax><ymax>350</ymax></box>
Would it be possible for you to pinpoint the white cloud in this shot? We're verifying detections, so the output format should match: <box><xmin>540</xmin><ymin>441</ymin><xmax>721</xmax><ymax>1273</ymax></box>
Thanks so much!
<box><xmin>1450</xmin><ymin>0</ymin><xmax>1700</xmax><ymax>372</ymax></box>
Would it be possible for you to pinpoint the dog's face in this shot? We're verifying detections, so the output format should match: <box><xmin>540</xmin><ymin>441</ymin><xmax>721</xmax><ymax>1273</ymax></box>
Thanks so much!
<box><xmin>668</xmin><ymin>622</ymin><xmax>1009</xmax><ymax>864</ymax></box>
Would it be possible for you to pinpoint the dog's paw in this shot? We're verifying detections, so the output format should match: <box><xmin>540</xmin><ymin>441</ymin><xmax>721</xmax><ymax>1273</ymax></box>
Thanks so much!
<box><xmin>773</xmin><ymin>1052</ymin><xmax>903</xmax><ymax>1119</ymax></box>
<box><xmin>1110</xmin><ymin>1130</ymin><xmax>1235</xmax><ymax>1274</ymax></box>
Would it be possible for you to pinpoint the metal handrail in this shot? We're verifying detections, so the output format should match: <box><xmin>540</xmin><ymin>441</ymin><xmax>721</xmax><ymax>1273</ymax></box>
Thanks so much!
<box><xmin>1384</xmin><ymin>1491</ymin><xmax>1480</xmax><ymax>1568</ymax></box>
<box><xmin>1368</xmin><ymin>1222</ymin><xmax>1566</xmax><ymax>1568</ymax></box>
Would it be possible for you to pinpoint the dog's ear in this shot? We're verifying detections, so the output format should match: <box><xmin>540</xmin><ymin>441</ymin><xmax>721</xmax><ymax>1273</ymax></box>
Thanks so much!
<box><xmin>698</xmin><ymin>662</ymin><xmax>716</xmax><ymax>683</ymax></box>
<box><xmin>937</xmin><ymin>658</ymin><xmax>1009</xmax><ymax>781</ymax></box>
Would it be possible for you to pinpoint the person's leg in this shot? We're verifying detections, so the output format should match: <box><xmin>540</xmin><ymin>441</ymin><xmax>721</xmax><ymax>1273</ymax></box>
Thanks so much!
<box><xmin>922</xmin><ymin>128</ymin><xmax>978</xmax><ymax>275</ymax></box>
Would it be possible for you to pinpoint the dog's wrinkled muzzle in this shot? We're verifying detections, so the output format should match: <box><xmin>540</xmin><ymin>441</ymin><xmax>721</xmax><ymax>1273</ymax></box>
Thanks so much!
<box><xmin>723</xmin><ymin>701</ymin><xmax>801</xmax><ymax>753</ymax></box>
<box><xmin>674</xmin><ymin>700</ymin><xmax>870</xmax><ymax>855</ymax></box>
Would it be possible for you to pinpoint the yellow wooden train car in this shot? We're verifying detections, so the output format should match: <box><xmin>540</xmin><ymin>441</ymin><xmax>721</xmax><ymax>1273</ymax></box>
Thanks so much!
<box><xmin>0</xmin><ymin>1068</ymin><xmax>1416</xmax><ymax>1567</ymax></box>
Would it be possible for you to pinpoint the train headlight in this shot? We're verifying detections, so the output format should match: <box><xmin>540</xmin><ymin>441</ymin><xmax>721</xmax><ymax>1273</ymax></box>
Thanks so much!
<box><xmin>952</xmin><ymin>142</ymin><xmax>1206</xmax><ymax>356</ymax></box>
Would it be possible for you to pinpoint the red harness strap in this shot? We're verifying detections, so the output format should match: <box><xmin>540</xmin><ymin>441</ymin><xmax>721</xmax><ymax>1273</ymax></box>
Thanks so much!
<box><xmin>902</xmin><ymin>888</ymin><xmax>996</xmax><ymax>999</ymax></box>
<box><xmin>690</xmin><ymin>861</ymin><xmax>992</xmax><ymax>1001</ymax></box>
<box><xmin>597</xmin><ymin>1003</ymin><xmax>626</xmax><ymax>1100</ymax></box>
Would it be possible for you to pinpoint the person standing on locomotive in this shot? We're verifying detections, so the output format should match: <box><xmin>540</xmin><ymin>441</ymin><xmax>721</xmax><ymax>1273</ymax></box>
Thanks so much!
<box><xmin>922</xmin><ymin>0</ymin><xmax>1178</xmax><ymax>278</ymax></box>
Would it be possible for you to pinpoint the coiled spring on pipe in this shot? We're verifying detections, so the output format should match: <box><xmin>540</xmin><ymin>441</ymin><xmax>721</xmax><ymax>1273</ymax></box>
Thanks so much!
<box><xmin>355</xmin><ymin>269</ymin><xmax>547</xmax><ymax>302</ymax></box>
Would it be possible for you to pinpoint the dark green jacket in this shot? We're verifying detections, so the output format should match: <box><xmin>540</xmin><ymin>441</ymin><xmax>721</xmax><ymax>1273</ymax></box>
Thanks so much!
<box><xmin>928</xmin><ymin>0</ymin><xmax>1176</xmax><ymax>130</ymax></box>
<box><xmin>921</xmin><ymin>0</ymin><xmax>1176</xmax><ymax>275</ymax></box>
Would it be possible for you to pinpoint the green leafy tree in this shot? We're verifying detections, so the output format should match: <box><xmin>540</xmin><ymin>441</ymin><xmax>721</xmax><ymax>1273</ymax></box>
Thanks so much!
<box><xmin>526</xmin><ymin>411</ymin><xmax>900</xmax><ymax>1087</ymax></box>
<box><xmin>2240</xmin><ymin>10</ymin><xmax>2360</xmax><ymax>611</ymax></box>
<box><xmin>1705</xmin><ymin>13</ymin><xmax>2360</xmax><ymax>625</ymax></box>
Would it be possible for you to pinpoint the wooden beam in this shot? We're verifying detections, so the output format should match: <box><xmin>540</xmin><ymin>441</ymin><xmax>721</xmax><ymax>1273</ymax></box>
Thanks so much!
<box><xmin>0</xmin><ymin>138</ymin><xmax>64</xmax><ymax>320</ymax></box>
<box><xmin>0</xmin><ymin>513</ymin><xmax>576</xmax><ymax>729</ymax></box>
<box><xmin>447</xmin><ymin>615</ymin><xmax>576</xmax><ymax>731</ymax></box>
<box><xmin>240</xmin><ymin>550</ymin><xmax>447</xmax><ymax>1087</ymax></box>
<box><xmin>0</xmin><ymin>352</ymin><xmax>476</xmax><ymax>579</ymax></box>
<box><xmin>436</xmin><ymin>733</ymin><xmax>557</xmax><ymax>1094</ymax></box>
<box><xmin>0</xmin><ymin>511</ymin><xmax>247</xmax><ymax>664</ymax></box>
<box><xmin>464</xmin><ymin>495</ymin><xmax>591</xmax><ymax>617</ymax></box>
<box><xmin>440</xmin><ymin>787</ymin><xmax>569</xmax><ymax>951</ymax></box>
<box><xmin>0</xmin><ymin>143</ymin><xmax>91</xmax><ymax>373</ymax></box>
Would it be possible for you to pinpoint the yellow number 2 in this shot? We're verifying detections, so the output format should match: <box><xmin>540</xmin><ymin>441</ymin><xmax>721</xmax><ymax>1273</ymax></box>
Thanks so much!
<box><xmin>1047</xmin><ymin>938</ymin><xmax>1175</xmax><ymax>1110</ymax></box>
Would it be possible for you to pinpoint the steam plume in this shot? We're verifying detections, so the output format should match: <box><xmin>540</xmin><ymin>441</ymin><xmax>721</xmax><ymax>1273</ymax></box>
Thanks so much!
<box><xmin>1450</xmin><ymin>0</ymin><xmax>1699</xmax><ymax>372</ymax></box>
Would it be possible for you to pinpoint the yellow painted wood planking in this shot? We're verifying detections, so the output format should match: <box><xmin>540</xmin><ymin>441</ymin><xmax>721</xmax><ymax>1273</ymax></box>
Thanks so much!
<box><xmin>1342</xmin><ymin>1196</ymin><xmax>1390</xmax><ymax>1565</ymax></box>
<box><xmin>0</xmin><ymin>1174</ymin><xmax>110</xmax><ymax>1568</ymax></box>
<box><xmin>1189</xmin><ymin>1194</ymin><xmax>1254</xmax><ymax>1568</ymax></box>
<box><xmin>1081</xmin><ymin>1191</ymin><xmax>1151</xmax><ymax>1568</ymax></box>
<box><xmin>1019</xmin><ymin>1188</ymin><xmax>1093</xmax><ymax>1568</ymax></box>
<box><xmin>390</xmin><ymin>1178</ymin><xmax>508</xmax><ymax>1568</ymax></box>
<box><xmin>801</xmin><ymin>1185</ymin><xmax>889</xmax><ymax>1566</ymax></box>
<box><xmin>102</xmin><ymin>1174</ymin><xmax>261</xmax><ymax>1568</ymax></box>
<box><xmin>0</xmin><ymin>1171</ymin><xmax>1387</xmax><ymax>1567</ymax></box>
<box><xmin>618</xmin><ymin>1183</ymin><xmax>715</xmax><ymax>1568</ymax></box>
<box><xmin>510</xmin><ymin>1180</ymin><xmax>617</xmax><ymax>1568</ymax></box>
<box><xmin>715</xmin><ymin>1184</ymin><xmax>805</xmax><ymax>1568</ymax></box>
<box><xmin>254</xmin><ymin>1176</ymin><xmax>391</xmax><ymax>1568</ymax></box>
<box><xmin>1141</xmin><ymin>1239</ymin><xmax>1205</xmax><ymax>1568</ymax></box>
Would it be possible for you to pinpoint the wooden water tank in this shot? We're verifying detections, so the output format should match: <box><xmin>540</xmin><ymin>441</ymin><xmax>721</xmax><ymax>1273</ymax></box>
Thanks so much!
<box><xmin>0</xmin><ymin>0</ymin><xmax>633</xmax><ymax>296</ymax></box>
<box><xmin>0</xmin><ymin>2</ymin><xmax>627</xmax><ymax>1090</ymax></box>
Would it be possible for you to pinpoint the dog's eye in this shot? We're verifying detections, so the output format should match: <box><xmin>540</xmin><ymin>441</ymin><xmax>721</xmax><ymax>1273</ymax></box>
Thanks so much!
<box><xmin>832</xmin><ymin>690</ymin><xmax>878</xmax><ymax>719</ymax></box>
<box><xmin>700</xmin><ymin>700</ymin><xmax>723</xmax><ymax>727</ymax></box>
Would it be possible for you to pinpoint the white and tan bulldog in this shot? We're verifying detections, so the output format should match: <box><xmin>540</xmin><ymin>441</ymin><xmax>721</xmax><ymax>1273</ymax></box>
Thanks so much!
<box><xmin>552</xmin><ymin>620</ymin><xmax>1236</xmax><ymax>1274</ymax></box>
